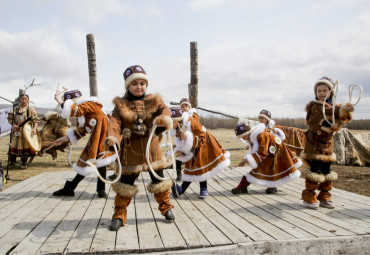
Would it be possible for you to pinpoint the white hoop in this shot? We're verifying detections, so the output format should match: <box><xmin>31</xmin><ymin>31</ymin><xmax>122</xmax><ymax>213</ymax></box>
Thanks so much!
<box><xmin>86</xmin><ymin>144</ymin><xmax>122</xmax><ymax>184</ymax></box>
<box><xmin>146</xmin><ymin>124</ymin><xmax>176</xmax><ymax>181</ymax></box>
<box><xmin>348</xmin><ymin>84</ymin><xmax>362</xmax><ymax>106</ymax></box>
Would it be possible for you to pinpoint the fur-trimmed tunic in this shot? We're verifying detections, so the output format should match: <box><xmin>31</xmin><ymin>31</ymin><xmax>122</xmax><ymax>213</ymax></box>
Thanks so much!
<box><xmin>301</xmin><ymin>100</ymin><xmax>352</xmax><ymax>163</ymax></box>
<box><xmin>174</xmin><ymin>110</ymin><xmax>230</xmax><ymax>182</ymax></box>
<box><xmin>61</xmin><ymin>97</ymin><xmax>116</xmax><ymax>176</ymax></box>
<box><xmin>107</xmin><ymin>93</ymin><xmax>173</xmax><ymax>175</ymax></box>
<box><xmin>8</xmin><ymin>106</ymin><xmax>39</xmax><ymax>156</ymax></box>
<box><xmin>244</xmin><ymin>123</ymin><xmax>302</xmax><ymax>187</ymax></box>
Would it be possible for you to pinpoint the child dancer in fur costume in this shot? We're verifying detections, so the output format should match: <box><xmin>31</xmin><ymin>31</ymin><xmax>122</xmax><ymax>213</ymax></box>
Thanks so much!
<box><xmin>53</xmin><ymin>90</ymin><xmax>117</xmax><ymax>198</ymax></box>
<box><xmin>301</xmin><ymin>77</ymin><xmax>354</xmax><ymax>209</ymax></box>
<box><xmin>172</xmin><ymin>98</ymin><xmax>199</xmax><ymax>181</ymax></box>
<box><xmin>232</xmin><ymin>109</ymin><xmax>287</xmax><ymax>194</ymax></box>
<box><xmin>170</xmin><ymin>106</ymin><xmax>230</xmax><ymax>198</ymax></box>
<box><xmin>232</xmin><ymin>122</ymin><xmax>302</xmax><ymax>194</ymax></box>
<box><xmin>105</xmin><ymin>65</ymin><xmax>175</xmax><ymax>231</ymax></box>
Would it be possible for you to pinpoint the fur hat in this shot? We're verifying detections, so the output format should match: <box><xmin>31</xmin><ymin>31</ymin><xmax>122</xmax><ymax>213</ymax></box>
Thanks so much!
<box><xmin>123</xmin><ymin>65</ymin><xmax>148</xmax><ymax>90</ymax></box>
<box><xmin>234</xmin><ymin>122</ymin><xmax>252</xmax><ymax>138</ymax></box>
<box><xmin>63</xmin><ymin>90</ymin><xmax>82</xmax><ymax>102</ymax></box>
<box><xmin>314</xmin><ymin>76</ymin><xmax>335</xmax><ymax>97</ymax></box>
<box><xmin>258</xmin><ymin>109</ymin><xmax>272</xmax><ymax>122</ymax></box>
<box><xmin>170</xmin><ymin>107</ymin><xmax>183</xmax><ymax>121</ymax></box>
<box><xmin>180</xmin><ymin>98</ymin><xmax>191</xmax><ymax>108</ymax></box>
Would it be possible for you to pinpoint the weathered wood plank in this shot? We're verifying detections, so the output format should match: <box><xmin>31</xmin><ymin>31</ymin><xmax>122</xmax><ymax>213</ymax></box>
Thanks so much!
<box><xmin>0</xmin><ymin>172</ymin><xmax>46</xmax><ymax>197</ymax></box>
<box><xmin>38</xmin><ymin>176</ymin><xmax>97</xmax><ymax>254</ymax></box>
<box><xmin>141</xmin><ymin>173</ymin><xmax>188</xmax><ymax>250</ymax></box>
<box><xmin>0</xmin><ymin>172</ymin><xmax>68</xmax><ymax>239</ymax></box>
<box><xmin>191</xmin><ymin>180</ymin><xmax>273</xmax><ymax>242</ymax></box>
<box><xmin>279</xmin><ymin>183</ymin><xmax>370</xmax><ymax>233</ymax></box>
<box><xmin>225</xmin><ymin>169</ymin><xmax>358</xmax><ymax>236</ymax></box>
<box><xmin>173</xmin><ymin>183</ymin><xmax>232</xmax><ymax>246</ymax></box>
<box><xmin>10</xmin><ymin>175</ymin><xmax>94</xmax><ymax>255</ymax></box>
<box><xmin>0</xmin><ymin>170</ymin><xmax>72</xmax><ymax>228</ymax></box>
<box><xmin>208</xmin><ymin>173</ymin><xmax>296</xmax><ymax>240</ymax></box>
<box><xmin>65</xmin><ymin>177</ymin><xmax>107</xmax><ymax>254</ymax></box>
<box><xmin>135</xmin><ymin>175</ymin><xmax>164</xmax><ymax>252</ymax></box>
<box><xmin>0</xmin><ymin>172</ymin><xmax>52</xmax><ymax>209</ymax></box>
<box><xmin>89</xmin><ymin>185</ymin><xmax>117</xmax><ymax>253</ymax></box>
<box><xmin>186</xmin><ymin>184</ymin><xmax>253</xmax><ymax>243</ymax></box>
<box><xmin>162</xmin><ymin>170</ymin><xmax>211</xmax><ymax>248</ymax></box>
<box><xmin>206</xmin><ymin>174</ymin><xmax>316</xmax><ymax>239</ymax></box>
<box><xmin>115</xmin><ymin>190</ymin><xmax>140</xmax><ymax>252</ymax></box>
<box><xmin>285</xmin><ymin>179</ymin><xmax>370</xmax><ymax>219</ymax></box>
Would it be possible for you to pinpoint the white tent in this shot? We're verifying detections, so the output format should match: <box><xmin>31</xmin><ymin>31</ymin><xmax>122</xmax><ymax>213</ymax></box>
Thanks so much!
<box><xmin>0</xmin><ymin>107</ymin><xmax>12</xmax><ymax>137</ymax></box>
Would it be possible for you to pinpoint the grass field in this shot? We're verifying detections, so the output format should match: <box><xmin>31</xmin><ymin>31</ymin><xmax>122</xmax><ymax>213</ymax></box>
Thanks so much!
<box><xmin>1</xmin><ymin>129</ymin><xmax>369</xmax><ymax>196</ymax></box>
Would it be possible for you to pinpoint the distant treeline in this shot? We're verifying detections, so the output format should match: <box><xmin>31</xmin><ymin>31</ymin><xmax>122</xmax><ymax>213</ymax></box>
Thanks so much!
<box><xmin>200</xmin><ymin>116</ymin><xmax>370</xmax><ymax>130</ymax></box>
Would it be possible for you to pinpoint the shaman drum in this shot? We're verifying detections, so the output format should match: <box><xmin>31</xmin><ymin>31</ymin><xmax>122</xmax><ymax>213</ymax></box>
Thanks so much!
<box><xmin>23</xmin><ymin>122</ymin><xmax>41</xmax><ymax>152</ymax></box>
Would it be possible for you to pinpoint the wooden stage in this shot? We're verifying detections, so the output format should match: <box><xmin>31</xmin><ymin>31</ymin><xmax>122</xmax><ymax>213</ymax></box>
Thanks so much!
<box><xmin>0</xmin><ymin>167</ymin><xmax>369</xmax><ymax>254</ymax></box>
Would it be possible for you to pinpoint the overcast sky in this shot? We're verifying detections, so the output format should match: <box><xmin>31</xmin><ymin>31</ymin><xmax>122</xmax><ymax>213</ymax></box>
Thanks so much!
<box><xmin>0</xmin><ymin>0</ymin><xmax>369</xmax><ymax>119</ymax></box>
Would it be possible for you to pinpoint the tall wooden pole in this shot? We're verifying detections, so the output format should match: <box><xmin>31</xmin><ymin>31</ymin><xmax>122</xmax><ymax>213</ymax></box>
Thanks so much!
<box><xmin>86</xmin><ymin>34</ymin><xmax>98</xmax><ymax>97</ymax></box>
<box><xmin>188</xmin><ymin>41</ymin><xmax>198</xmax><ymax>109</ymax></box>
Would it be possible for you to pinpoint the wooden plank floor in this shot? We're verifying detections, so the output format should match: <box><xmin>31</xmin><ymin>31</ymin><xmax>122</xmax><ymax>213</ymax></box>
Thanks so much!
<box><xmin>0</xmin><ymin>168</ymin><xmax>369</xmax><ymax>254</ymax></box>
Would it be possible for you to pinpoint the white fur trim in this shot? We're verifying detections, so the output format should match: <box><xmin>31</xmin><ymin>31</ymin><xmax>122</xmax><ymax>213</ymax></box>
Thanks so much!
<box><xmin>96</xmin><ymin>153</ymin><xmax>118</xmax><ymax>167</ymax></box>
<box><xmin>75</xmin><ymin>96</ymin><xmax>100</xmax><ymax>105</ymax></box>
<box><xmin>188</xmin><ymin>108</ymin><xmax>197</xmax><ymax>117</ymax></box>
<box><xmin>174</xmin><ymin>130</ymin><xmax>194</xmax><ymax>154</ymax></box>
<box><xmin>295</xmin><ymin>159</ymin><xmax>303</xmax><ymax>169</ymax></box>
<box><xmin>73</xmin><ymin>162</ymin><xmax>94</xmax><ymax>176</ymax></box>
<box><xmin>258</xmin><ymin>114</ymin><xmax>272</xmax><ymax>122</ymax></box>
<box><xmin>125</xmin><ymin>73</ymin><xmax>149</xmax><ymax>89</ymax></box>
<box><xmin>78</xmin><ymin>116</ymin><xmax>85</xmax><ymax>128</ymax></box>
<box><xmin>249</xmin><ymin>123</ymin><xmax>266</xmax><ymax>153</ymax></box>
<box><xmin>66</xmin><ymin>128</ymin><xmax>79</xmax><ymax>145</ymax></box>
<box><xmin>224</xmin><ymin>151</ymin><xmax>230</xmax><ymax>159</ymax></box>
<box><xmin>61</xmin><ymin>99</ymin><xmax>74</xmax><ymax>119</ymax></box>
<box><xmin>271</xmin><ymin>127</ymin><xmax>286</xmax><ymax>141</ymax></box>
<box><xmin>182</xmin><ymin>157</ymin><xmax>230</xmax><ymax>182</ymax></box>
<box><xmin>246</xmin><ymin>169</ymin><xmax>301</xmax><ymax>188</ymax></box>
<box><xmin>244</xmin><ymin>153</ymin><xmax>258</xmax><ymax>169</ymax></box>
<box><xmin>182</xmin><ymin>112</ymin><xmax>190</xmax><ymax>126</ymax></box>
<box><xmin>176</xmin><ymin>152</ymin><xmax>194</xmax><ymax>163</ymax></box>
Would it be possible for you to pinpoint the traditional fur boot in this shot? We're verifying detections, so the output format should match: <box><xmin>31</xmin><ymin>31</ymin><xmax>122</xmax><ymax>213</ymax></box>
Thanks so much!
<box><xmin>110</xmin><ymin>195</ymin><xmax>132</xmax><ymax>231</ymax></box>
<box><xmin>318</xmin><ymin>181</ymin><xmax>335</xmax><ymax>209</ymax></box>
<box><xmin>302</xmin><ymin>178</ymin><xmax>320</xmax><ymax>209</ymax></box>
<box><xmin>53</xmin><ymin>181</ymin><xmax>76</xmax><ymax>196</ymax></box>
<box><xmin>110</xmin><ymin>182</ymin><xmax>138</xmax><ymax>231</ymax></box>
<box><xmin>231</xmin><ymin>176</ymin><xmax>250</xmax><ymax>194</ymax></box>
<box><xmin>148</xmin><ymin>179</ymin><xmax>175</xmax><ymax>221</ymax></box>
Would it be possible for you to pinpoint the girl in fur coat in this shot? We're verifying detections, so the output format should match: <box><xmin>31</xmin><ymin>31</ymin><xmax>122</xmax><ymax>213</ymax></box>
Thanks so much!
<box><xmin>301</xmin><ymin>77</ymin><xmax>354</xmax><ymax>209</ymax></box>
<box><xmin>52</xmin><ymin>90</ymin><xmax>116</xmax><ymax>199</ymax></box>
<box><xmin>172</xmin><ymin>98</ymin><xmax>199</xmax><ymax>181</ymax></box>
<box><xmin>170</xmin><ymin>106</ymin><xmax>230</xmax><ymax>199</ymax></box>
<box><xmin>232</xmin><ymin>122</ymin><xmax>302</xmax><ymax>194</ymax></box>
<box><xmin>232</xmin><ymin>109</ymin><xmax>287</xmax><ymax>194</ymax></box>
<box><xmin>105</xmin><ymin>65</ymin><xmax>175</xmax><ymax>231</ymax></box>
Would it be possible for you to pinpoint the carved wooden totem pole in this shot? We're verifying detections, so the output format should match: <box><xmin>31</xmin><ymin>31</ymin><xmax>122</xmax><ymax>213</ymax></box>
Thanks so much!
<box><xmin>86</xmin><ymin>34</ymin><xmax>98</xmax><ymax>97</ymax></box>
<box><xmin>188</xmin><ymin>41</ymin><xmax>198</xmax><ymax>109</ymax></box>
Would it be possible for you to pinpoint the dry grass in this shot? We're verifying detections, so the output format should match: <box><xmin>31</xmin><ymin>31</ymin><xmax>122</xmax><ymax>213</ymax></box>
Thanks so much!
<box><xmin>1</xmin><ymin>135</ymin><xmax>90</xmax><ymax>190</ymax></box>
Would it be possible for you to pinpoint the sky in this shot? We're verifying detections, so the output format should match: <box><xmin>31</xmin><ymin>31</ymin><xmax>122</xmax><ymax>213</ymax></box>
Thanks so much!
<box><xmin>0</xmin><ymin>0</ymin><xmax>369</xmax><ymax>119</ymax></box>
